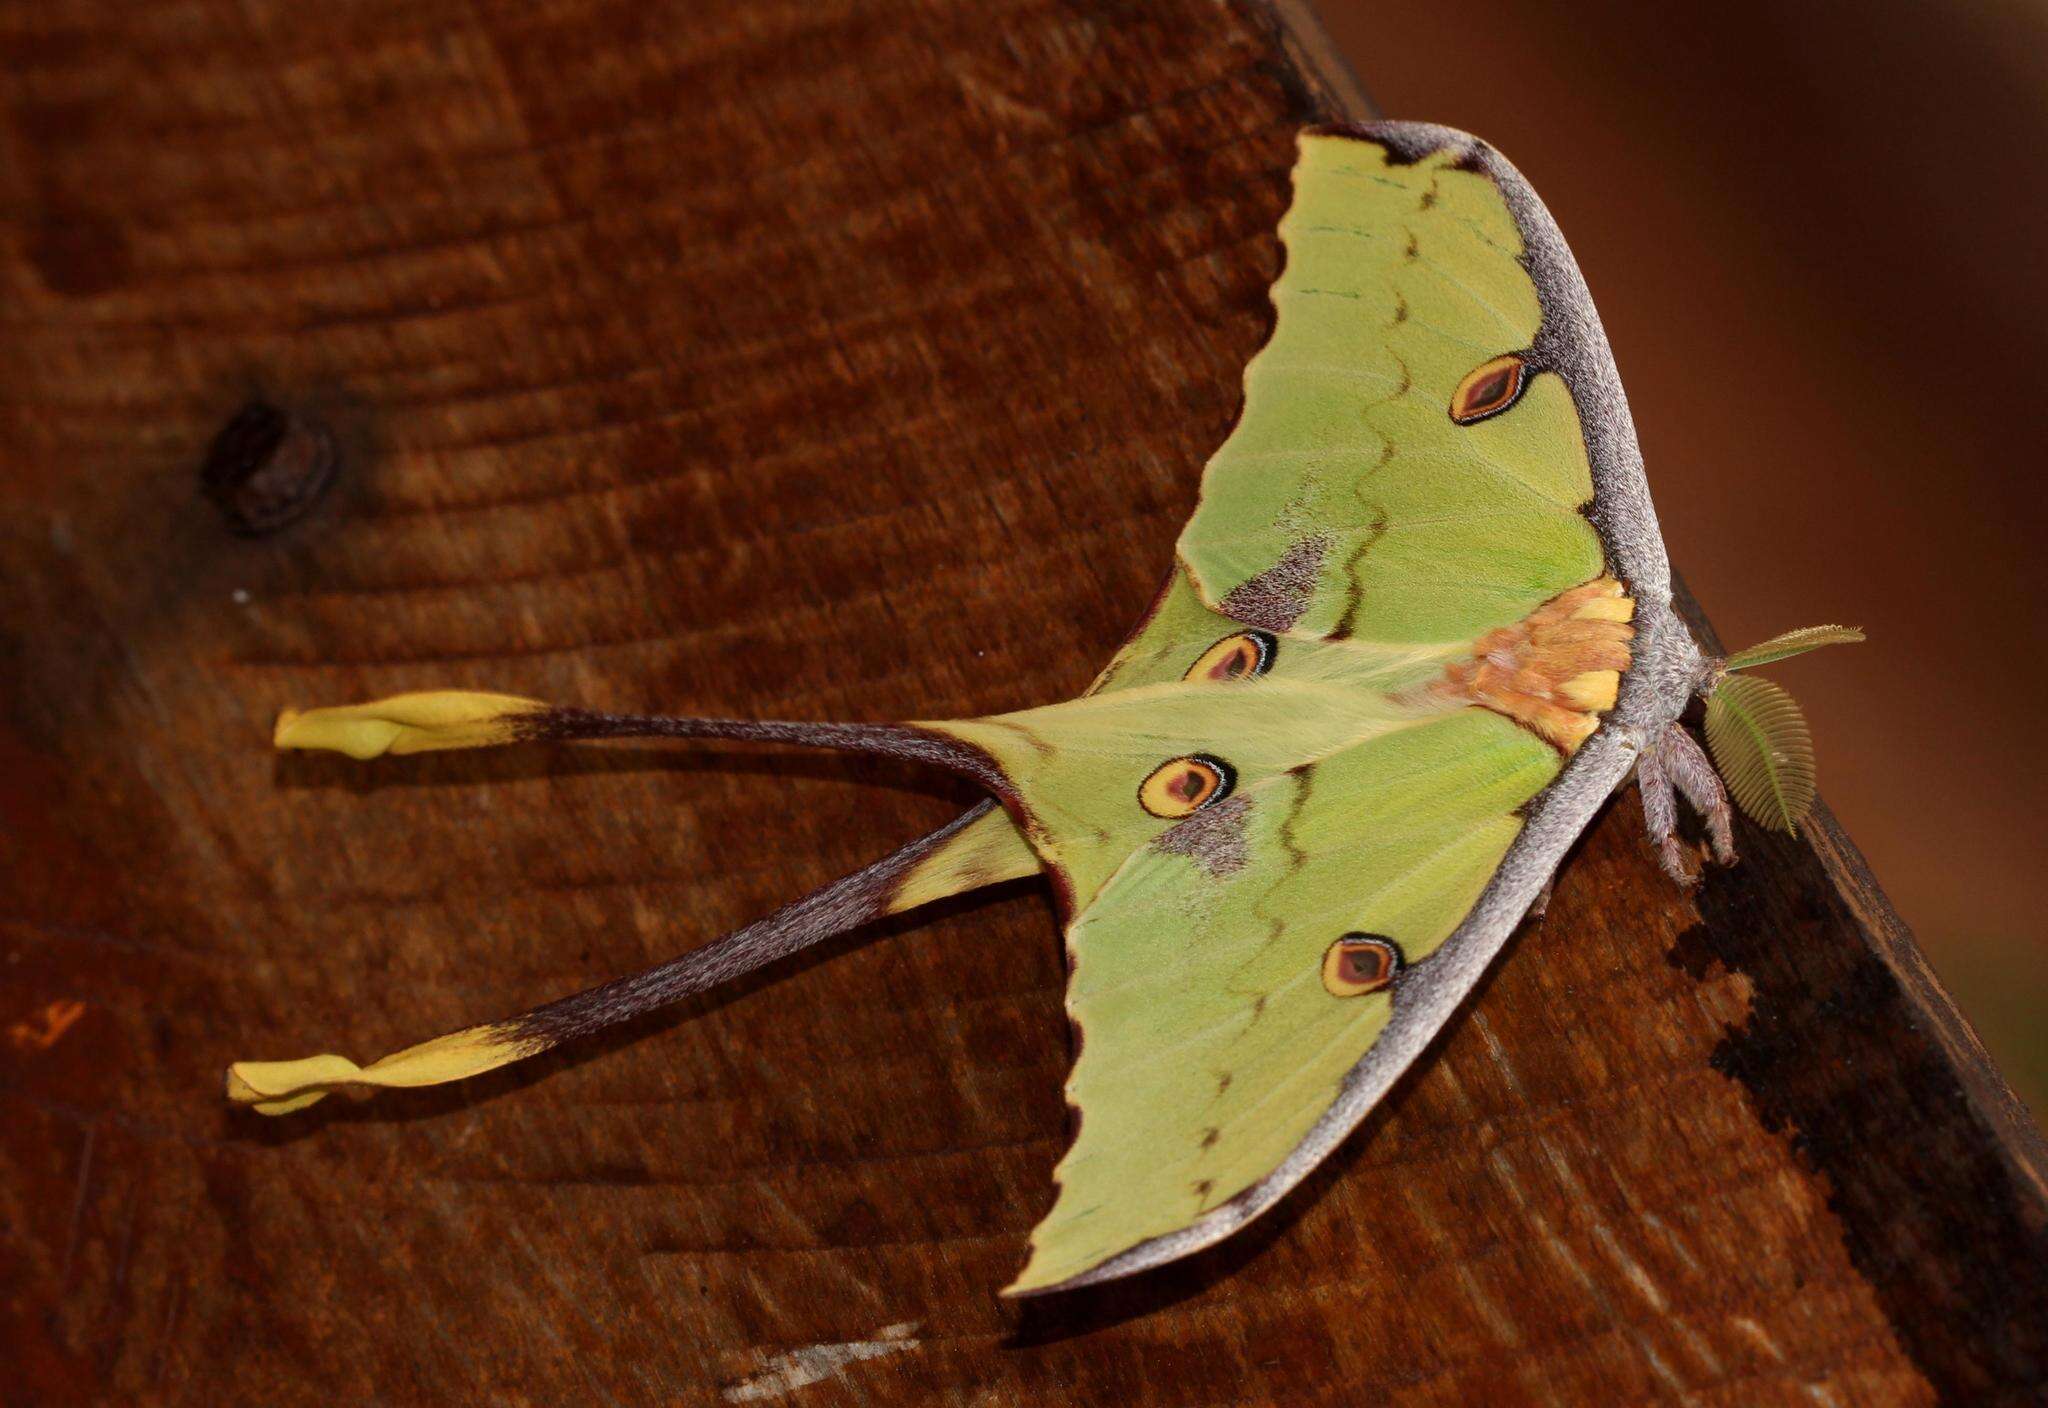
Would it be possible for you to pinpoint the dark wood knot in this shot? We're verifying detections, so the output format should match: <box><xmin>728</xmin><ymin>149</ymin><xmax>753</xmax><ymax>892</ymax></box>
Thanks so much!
<box><xmin>201</xmin><ymin>401</ymin><xmax>337</xmax><ymax>535</ymax></box>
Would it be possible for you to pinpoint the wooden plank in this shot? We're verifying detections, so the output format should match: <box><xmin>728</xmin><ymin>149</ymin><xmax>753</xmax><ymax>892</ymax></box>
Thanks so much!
<box><xmin>2</xmin><ymin>1</ymin><xmax>2042</xmax><ymax>1402</ymax></box>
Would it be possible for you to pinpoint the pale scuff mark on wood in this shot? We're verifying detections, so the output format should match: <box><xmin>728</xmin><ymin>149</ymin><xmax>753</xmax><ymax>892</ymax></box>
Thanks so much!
<box><xmin>1468</xmin><ymin>1010</ymin><xmax>1526</xmax><ymax>1102</ymax></box>
<box><xmin>1729</xmin><ymin>1314</ymin><xmax>1788</xmax><ymax>1363</ymax></box>
<box><xmin>723</xmin><ymin>1321</ymin><xmax>921</xmax><ymax>1402</ymax></box>
<box><xmin>1483</xmin><ymin>1008</ymin><xmax>1732</xmax><ymax>1382</ymax></box>
<box><xmin>1451</xmin><ymin>1260</ymin><xmax>1522</xmax><ymax>1348</ymax></box>
<box><xmin>1550</xmin><ymin>1133</ymin><xmax>1727</xmax><ymax>1381</ymax></box>
<box><xmin>1641</xmin><ymin>1210</ymin><xmax>1705</xmax><ymax>1279</ymax></box>
<box><xmin>1486</xmin><ymin>1143</ymin><xmax>1690</xmax><ymax>1397</ymax></box>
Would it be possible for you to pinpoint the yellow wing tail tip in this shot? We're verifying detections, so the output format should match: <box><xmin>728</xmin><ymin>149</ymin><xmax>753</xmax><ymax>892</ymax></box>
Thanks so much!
<box><xmin>225</xmin><ymin>1027</ymin><xmax>534</xmax><ymax>1115</ymax></box>
<box><xmin>225</xmin><ymin>1053</ymin><xmax>370</xmax><ymax>1114</ymax></box>
<box><xmin>271</xmin><ymin>690</ymin><xmax>550</xmax><ymax>758</ymax></box>
<box><xmin>224</xmin><ymin>1069</ymin><xmax>339</xmax><ymax>1116</ymax></box>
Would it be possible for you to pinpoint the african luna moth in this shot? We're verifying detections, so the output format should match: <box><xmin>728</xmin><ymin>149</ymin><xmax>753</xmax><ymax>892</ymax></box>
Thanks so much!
<box><xmin>226</xmin><ymin>122</ymin><xmax>1861</xmax><ymax>1295</ymax></box>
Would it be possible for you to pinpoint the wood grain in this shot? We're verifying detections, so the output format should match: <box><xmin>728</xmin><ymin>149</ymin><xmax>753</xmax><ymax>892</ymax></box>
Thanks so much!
<box><xmin>2</xmin><ymin>1</ymin><xmax>2042</xmax><ymax>1403</ymax></box>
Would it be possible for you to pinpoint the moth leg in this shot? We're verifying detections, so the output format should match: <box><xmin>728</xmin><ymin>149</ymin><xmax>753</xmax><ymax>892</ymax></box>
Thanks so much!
<box><xmin>1526</xmin><ymin>872</ymin><xmax>1556</xmax><ymax>923</ymax></box>
<box><xmin>1656</xmin><ymin>722</ymin><xmax>1737</xmax><ymax>867</ymax></box>
<box><xmin>1635</xmin><ymin>740</ymin><xmax>1693</xmax><ymax>886</ymax></box>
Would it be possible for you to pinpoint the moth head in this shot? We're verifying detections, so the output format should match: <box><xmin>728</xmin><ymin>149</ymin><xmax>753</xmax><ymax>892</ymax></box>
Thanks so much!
<box><xmin>1699</xmin><ymin>625</ymin><xmax>1864</xmax><ymax>835</ymax></box>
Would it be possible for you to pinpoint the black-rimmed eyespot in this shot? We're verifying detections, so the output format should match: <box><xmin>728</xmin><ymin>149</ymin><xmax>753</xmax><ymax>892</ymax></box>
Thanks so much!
<box><xmin>1186</xmin><ymin>630</ymin><xmax>1277</xmax><ymax>683</ymax></box>
<box><xmin>1321</xmin><ymin>933</ymin><xmax>1405</xmax><ymax>997</ymax></box>
<box><xmin>1138</xmin><ymin>754</ymin><xmax>1236</xmax><ymax>819</ymax></box>
<box><xmin>1449</xmin><ymin>353</ymin><xmax>1528</xmax><ymax>425</ymax></box>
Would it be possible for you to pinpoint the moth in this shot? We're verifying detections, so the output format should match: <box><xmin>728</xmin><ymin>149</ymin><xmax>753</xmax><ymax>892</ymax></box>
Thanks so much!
<box><xmin>227</xmin><ymin>122</ymin><xmax>1860</xmax><ymax>1295</ymax></box>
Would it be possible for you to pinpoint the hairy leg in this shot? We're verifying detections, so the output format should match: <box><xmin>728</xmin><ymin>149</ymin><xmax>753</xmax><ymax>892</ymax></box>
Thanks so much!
<box><xmin>1635</xmin><ymin>738</ymin><xmax>1692</xmax><ymax>885</ymax></box>
<box><xmin>1656</xmin><ymin>722</ymin><xmax>1736</xmax><ymax>867</ymax></box>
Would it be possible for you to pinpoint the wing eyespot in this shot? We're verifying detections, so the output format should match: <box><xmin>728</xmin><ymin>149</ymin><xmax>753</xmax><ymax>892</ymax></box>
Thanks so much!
<box><xmin>1138</xmin><ymin>754</ymin><xmax>1236</xmax><ymax>819</ymax></box>
<box><xmin>1449</xmin><ymin>353</ymin><xmax>1528</xmax><ymax>425</ymax></box>
<box><xmin>1322</xmin><ymin>933</ymin><xmax>1406</xmax><ymax>997</ymax></box>
<box><xmin>1185</xmin><ymin>630</ymin><xmax>1277</xmax><ymax>683</ymax></box>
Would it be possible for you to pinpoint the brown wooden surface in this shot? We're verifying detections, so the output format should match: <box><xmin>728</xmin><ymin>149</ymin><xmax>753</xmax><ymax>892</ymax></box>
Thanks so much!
<box><xmin>3</xmin><ymin>2</ymin><xmax>2044</xmax><ymax>1403</ymax></box>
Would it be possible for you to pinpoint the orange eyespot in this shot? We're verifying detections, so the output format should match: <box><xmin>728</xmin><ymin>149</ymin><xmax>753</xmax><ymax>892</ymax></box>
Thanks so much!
<box><xmin>1322</xmin><ymin>934</ymin><xmax>1404</xmax><ymax>997</ymax></box>
<box><xmin>1449</xmin><ymin>353</ymin><xmax>1528</xmax><ymax>425</ymax></box>
<box><xmin>1138</xmin><ymin>754</ymin><xmax>1236</xmax><ymax>819</ymax></box>
<box><xmin>1186</xmin><ymin>630</ymin><xmax>1277</xmax><ymax>683</ymax></box>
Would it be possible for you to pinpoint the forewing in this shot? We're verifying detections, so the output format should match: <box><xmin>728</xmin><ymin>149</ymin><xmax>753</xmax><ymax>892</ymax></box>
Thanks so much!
<box><xmin>1178</xmin><ymin>129</ymin><xmax>1616</xmax><ymax>643</ymax></box>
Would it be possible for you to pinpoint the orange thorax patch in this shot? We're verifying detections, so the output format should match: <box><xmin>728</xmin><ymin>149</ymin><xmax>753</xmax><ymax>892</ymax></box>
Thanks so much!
<box><xmin>1428</xmin><ymin>577</ymin><xmax>1635</xmax><ymax>753</ymax></box>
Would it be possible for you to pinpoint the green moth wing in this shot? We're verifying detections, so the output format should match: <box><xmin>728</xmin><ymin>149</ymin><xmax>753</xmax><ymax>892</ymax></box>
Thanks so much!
<box><xmin>1179</xmin><ymin>131</ymin><xmax>1611</xmax><ymax>643</ymax></box>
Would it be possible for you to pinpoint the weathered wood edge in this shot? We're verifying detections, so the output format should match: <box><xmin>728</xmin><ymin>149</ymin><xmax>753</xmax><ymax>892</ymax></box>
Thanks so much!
<box><xmin>1679</xmin><ymin>582</ymin><xmax>2048</xmax><ymax>1200</ymax></box>
<box><xmin>1804</xmin><ymin>812</ymin><xmax>2048</xmax><ymax>1200</ymax></box>
<box><xmin>1254</xmin><ymin>0</ymin><xmax>1378</xmax><ymax>122</ymax></box>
